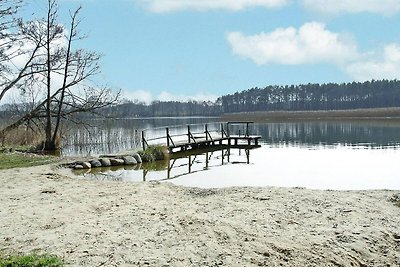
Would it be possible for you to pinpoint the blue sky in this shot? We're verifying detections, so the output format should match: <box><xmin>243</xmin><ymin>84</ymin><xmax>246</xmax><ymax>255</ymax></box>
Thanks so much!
<box><xmin>22</xmin><ymin>0</ymin><xmax>400</xmax><ymax>103</ymax></box>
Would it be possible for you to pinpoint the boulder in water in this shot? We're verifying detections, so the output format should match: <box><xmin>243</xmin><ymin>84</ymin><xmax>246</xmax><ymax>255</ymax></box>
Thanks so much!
<box><xmin>110</xmin><ymin>158</ymin><xmax>124</xmax><ymax>166</ymax></box>
<box><xmin>90</xmin><ymin>159</ymin><xmax>102</xmax><ymax>168</ymax></box>
<box><xmin>123</xmin><ymin>156</ymin><xmax>137</xmax><ymax>165</ymax></box>
<box><xmin>132</xmin><ymin>152</ymin><xmax>142</xmax><ymax>163</ymax></box>
<box><xmin>99</xmin><ymin>158</ymin><xmax>111</xmax><ymax>167</ymax></box>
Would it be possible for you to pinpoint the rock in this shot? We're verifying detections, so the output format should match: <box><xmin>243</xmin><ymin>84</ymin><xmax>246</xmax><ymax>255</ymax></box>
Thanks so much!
<box><xmin>81</xmin><ymin>162</ymin><xmax>91</xmax><ymax>169</ymax></box>
<box><xmin>123</xmin><ymin>156</ymin><xmax>137</xmax><ymax>165</ymax></box>
<box><xmin>90</xmin><ymin>159</ymin><xmax>102</xmax><ymax>168</ymax></box>
<box><xmin>74</xmin><ymin>164</ymin><xmax>84</xmax><ymax>170</ymax></box>
<box><xmin>110</xmin><ymin>158</ymin><xmax>124</xmax><ymax>166</ymax></box>
<box><xmin>132</xmin><ymin>152</ymin><xmax>142</xmax><ymax>163</ymax></box>
<box><xmin>99</xmin><ymin>158</ymin><xmax>111</xmax><ymax>167</ymax></box>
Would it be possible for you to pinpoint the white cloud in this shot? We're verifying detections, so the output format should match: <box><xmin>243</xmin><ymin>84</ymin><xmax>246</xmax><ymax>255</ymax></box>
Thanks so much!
<box><xmin>157</xmin><ymin>91</ymin><xmax>218</xmax><ymax>102</ymax></box>
<box><xmin>122</xmin><ymin>89</ymin><xmax>218</xmax><ymax>104</ymax></box>
<box><xmin>227</xmin><ymin>22</ymin><xmax>400</xmax><ymax>81</ymax></box>
<box><xmin>302</xmin><ymin>0</ymin><xmax>400</xmax><ymax>16</ymax></box>
<box><xmin>346</xmin><ymin>44</ymin><xmax>400</xmax><ymax>81</ymax></box>
<box><xmin>123</xmin><ymin>90</ymin><xmax>154</xmax><ymax>104</ymax></box>
<box><xmin>227</xmin><ymin>22</ymin><xmax>358</xmax><ymax>65</ymax></box>
<box><xmin>139</xmin><ymin>0</ymin><xmax>289</xmax><ymax>13</ymax></box>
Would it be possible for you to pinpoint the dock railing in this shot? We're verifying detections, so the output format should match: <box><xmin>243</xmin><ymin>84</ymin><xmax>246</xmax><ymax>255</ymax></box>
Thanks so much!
<box><xmin>141</xmin><ymin>121</ymin><xmax>260</xmax><ymax>152</ymax></box>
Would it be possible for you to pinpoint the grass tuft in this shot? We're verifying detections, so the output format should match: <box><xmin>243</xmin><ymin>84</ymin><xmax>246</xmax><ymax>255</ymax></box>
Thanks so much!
<box><xmin>0</xmin><ymin>152</ymin><xmax>57</xmax><ymax>170</ymax></box>
<box><xmin>0</xmin><ymin>253</ymin><xmax>63</xmax><ymax>267</ymax></box>
<box><xmin>138</xmin><ymin>145</ymin><xmax>169</xmax><ymax>162</ymax></box>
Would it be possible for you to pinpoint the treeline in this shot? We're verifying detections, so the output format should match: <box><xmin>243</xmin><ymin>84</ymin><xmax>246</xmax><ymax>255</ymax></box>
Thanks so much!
<box><xmin>4</xmin><ymin>79</ymin><xmax>400</xmax><ymax>118</ymax></box>
<box><xmin>218</xmin><ymin>79</ymin><xmax>400</xmax><ymax>113</ymax></box>
<box><xmin>103</xmin><ymin>79</ymin><xmax>400</xmax><ymax>117</ymax></box>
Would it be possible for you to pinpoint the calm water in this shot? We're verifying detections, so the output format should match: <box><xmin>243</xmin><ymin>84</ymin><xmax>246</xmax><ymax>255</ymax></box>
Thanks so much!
<box><xmin>69</xmin><ymin>118</ymin><xmax>400</xmax><ymax>190</ymax></box>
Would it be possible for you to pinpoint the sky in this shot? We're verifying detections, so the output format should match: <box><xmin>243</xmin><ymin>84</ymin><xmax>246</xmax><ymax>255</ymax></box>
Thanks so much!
<box><xmin>21</xmin><ymin>0</ymin><xmax>400</xmax><ymax>103</ymax></box>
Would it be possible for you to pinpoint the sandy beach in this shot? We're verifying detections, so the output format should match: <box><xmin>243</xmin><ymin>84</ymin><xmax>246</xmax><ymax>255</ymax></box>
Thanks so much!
<box><xmin>1</xmin><ymin>163</ymin><xmax>400</xmax><ymax>266</ymax></box>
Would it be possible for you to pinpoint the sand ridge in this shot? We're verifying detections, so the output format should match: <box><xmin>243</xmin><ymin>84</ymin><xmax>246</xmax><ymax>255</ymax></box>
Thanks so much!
<box><xmin>1</xmin><ymin>164</ymin><xmax>400</xmax><ymax>266</ymax></box>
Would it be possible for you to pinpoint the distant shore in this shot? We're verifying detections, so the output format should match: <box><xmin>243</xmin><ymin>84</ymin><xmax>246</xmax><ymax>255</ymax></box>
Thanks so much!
<box><xmin>1</xmin><ymin>163</ymin><xmax>400</xmax><ymax>266</ymax></box>
<box><xmin>221</xmin><ymin>107</ymin><xmax>400</xmax><ymax>122</ymax></box>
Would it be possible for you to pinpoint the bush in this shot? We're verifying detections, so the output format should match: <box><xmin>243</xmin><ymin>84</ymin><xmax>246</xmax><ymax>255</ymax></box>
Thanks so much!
<box><xmin>138</xmin><ymin>145</ymin><xmax>168</xmax><ymax>162</ymax></box>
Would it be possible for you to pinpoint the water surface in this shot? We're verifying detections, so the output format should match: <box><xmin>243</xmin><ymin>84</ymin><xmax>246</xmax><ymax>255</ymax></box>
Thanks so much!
<box><xmin>69</xmin><ymin>118</ymin><xmax>400</xmax><ymax>190</ymax></box>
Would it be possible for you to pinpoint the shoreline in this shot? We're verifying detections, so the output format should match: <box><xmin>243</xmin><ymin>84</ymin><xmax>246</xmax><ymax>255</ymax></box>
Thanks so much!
<box><xmin>1</xmin><ymin>163</ymin><xmax>400</xmax><ymax>266</ymax></box>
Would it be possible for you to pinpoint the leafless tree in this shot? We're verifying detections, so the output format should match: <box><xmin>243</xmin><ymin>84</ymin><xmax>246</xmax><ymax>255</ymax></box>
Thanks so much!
<box><xmin>0</xmin><ymin>0</ymin><xmax>120</xmax><ymax>149</ymax></box>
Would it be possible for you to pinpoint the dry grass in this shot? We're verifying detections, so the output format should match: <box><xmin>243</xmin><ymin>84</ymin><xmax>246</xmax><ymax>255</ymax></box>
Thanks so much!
<box><xmin>1</xmin><ymin>126</ymin><xmax>45</xmax><ymax>148</ymax></box>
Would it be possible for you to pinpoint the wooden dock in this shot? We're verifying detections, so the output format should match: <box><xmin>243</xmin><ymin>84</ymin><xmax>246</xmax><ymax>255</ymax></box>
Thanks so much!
<box><xmin>141</xmin><ymin>122</ymin><xmax>261</xmax><ymax>153</ymax></box>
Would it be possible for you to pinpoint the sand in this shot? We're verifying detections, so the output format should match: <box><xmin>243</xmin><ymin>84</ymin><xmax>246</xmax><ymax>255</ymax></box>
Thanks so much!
<box><xmin>1</xmin><ymin>163</ymin><xmax>400</xmax><ymax>266</ymax></box>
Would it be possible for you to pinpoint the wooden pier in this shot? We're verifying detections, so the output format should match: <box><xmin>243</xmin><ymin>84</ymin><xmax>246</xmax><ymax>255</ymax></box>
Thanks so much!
<box><xmin>141</xmin><ymin>122</ymin><xmax>261</xmax><ymax>153</ymax></box>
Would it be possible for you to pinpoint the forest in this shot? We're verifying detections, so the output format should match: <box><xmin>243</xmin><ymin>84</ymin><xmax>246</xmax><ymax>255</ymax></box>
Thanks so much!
<box><xmin>102</xmin><ymin>79</ymin><xmax>400</xmax><ymax>117</ymax></box>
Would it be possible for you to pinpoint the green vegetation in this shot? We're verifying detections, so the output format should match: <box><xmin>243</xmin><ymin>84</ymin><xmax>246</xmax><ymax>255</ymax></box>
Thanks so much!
<box><xmin>0</xmin><ymin>253</ymin><xmax>63</xmax><ymax>267</ymax></box>
<box><xmin>0</xmin><ymin>152</ymin><xmax>57</xmax><ymax>170</ymax></box>
<box><xmin>138</xmin><ymin>145</ymin><xmax>169</xmax><ymax>162</ymax></box>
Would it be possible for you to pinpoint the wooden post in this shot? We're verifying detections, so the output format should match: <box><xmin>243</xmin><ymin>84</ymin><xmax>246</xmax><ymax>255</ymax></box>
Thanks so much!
<box><xmin>166</xmin><ymin>127</ymin><xmax>170</xmax><ymax>147</ymax></box>
<box><xmin>221</xmin><ymin>123</ymin><xmax>224</xmax><ymax>138</ymax></box>
<box><xmin>246</xmin><ymin>122</ymin><xmax>249</xmax><ymax>137</ymax></box>
<box><xmin>188</xmin><ymin>155</ymin><xmax>192</xmax><ymax>173</ymax></box>
<box><xmin>187</xmin><ymin>125</ymin><xmax>191</xmax><ymax>143</ymax></box>
<box><xmin>141</xmin><ymin>130</ymin><xmax>146</xmax><ymax>151</ymax></box>
<box><xmin>205</xmin><ymin>124</ymin><xmax>208</xmax><ymax>141</ymax></box>
<box><xmin>167</xmin><ymin>159</ymin><xmax>171</xmax><ymax>179</ymax></box>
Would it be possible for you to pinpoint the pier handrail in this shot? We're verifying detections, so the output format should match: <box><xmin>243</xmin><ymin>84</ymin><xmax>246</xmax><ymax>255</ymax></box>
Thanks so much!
<box><xmin>141</xmin><ymin>121</ymin><xmax>257</xmax><ymax>151</ymax></box>
<box><xmin>141</xmin><ymin>122</ymin><xmax>224</xmax><ymax>150</ymax></box>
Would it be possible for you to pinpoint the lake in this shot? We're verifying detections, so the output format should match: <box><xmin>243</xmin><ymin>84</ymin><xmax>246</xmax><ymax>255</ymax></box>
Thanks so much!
<box><xmin>68</xmin><ymin>118</ymin><xmax>400</xmax><ymax>190</ymax></box>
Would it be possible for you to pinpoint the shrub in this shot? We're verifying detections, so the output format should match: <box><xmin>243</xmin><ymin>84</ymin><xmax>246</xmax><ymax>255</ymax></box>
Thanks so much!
<box><xmin>138</xmin><ymin>145</ymin><xmax>168</xmax><ymax>162</ymax></box>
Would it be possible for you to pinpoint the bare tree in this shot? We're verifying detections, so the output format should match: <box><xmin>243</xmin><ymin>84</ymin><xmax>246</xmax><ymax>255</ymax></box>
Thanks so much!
<box><xmin>0</xmin><ymin>0</ymin><xmax>120</xmax><ymax>150</ymax></box>
<box><xmin>0</xmin><ymin>0</ymin><xmax>51</xmax><ymax>103</ymax></box>
<box><xmin>0</xmin><ymin>0</ymin><xmax>22</xmax><ymax>65</ymax></box>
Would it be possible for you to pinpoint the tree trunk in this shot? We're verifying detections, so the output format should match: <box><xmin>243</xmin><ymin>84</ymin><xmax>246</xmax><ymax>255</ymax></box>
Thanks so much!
<box><xmin>45</xmin><ymin>0</ymin><xmax>52</xmax><ymax>150</ymax></box>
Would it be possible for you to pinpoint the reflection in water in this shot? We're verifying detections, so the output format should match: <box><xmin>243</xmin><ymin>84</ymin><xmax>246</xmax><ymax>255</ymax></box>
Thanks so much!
<box><xmin>73</xmin><ymin>144</ymin><xmax>400</xmax><ymax>190</ymax></box>
<box><xmin>165</xmin><ymin>148</ymin><xmax>250</xmax><ymax>181</ymax></box>
<box><xmin>73</xmin><ymin>148</ymin><xmax>252</xmax><ymax>182</ymax></box>
<box><xmin>253</xmin><ymin>121</ymin><xmax>400</xmax><ymax>148</ymax></box>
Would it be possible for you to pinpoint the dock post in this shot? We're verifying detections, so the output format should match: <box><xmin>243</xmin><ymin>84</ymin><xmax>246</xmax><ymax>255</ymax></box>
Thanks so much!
<box><xmin>221</xmin><ymin>123</ymin><xmax>224</xmax><ymax>138</ymax></box>
<box><xmin>187</xmin><ymin>125</ymin><xmax>191</xmax><ymax>143</ymax></box>
<box><xmin>188</xmin><ymin>155</ymin><xmax>192</xmax><ymax>173</ymax></box>
<box><xmin>166</xmin><ymin>127</ymin><xmax>170</xmax><ymax>147</ymax></box>
<box><xmin>141</xmin><ymin>131</ymin><xmax>146</xmax><ymax>151</ymax></box>
<box><xmin>205</xmin><ymin>124</ymin><xmax>208</xmax><ymax>141</ymax></box>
